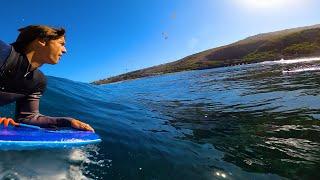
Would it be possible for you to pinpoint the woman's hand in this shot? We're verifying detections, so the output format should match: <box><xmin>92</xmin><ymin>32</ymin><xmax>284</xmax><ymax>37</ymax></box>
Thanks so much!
<box><xmin>0</xmin><ymin>117</ymin><xmax>20</xmax><ymax>127</ymax></box>
<box><xmin>70</xmin><ymin>119</ymin><xmax>95</xmax><ymax>132</ymax></box>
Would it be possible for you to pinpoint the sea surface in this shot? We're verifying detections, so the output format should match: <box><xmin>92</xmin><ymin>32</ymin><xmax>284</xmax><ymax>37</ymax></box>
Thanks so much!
<box><xmin>1</xmin><ymin>58</ymin><xmax>320</xmax><ymax>180</ymax></box>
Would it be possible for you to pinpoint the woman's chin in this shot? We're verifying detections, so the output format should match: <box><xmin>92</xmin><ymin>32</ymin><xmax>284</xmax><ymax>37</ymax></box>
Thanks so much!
<box><xmin>48</xmin><ymin>60</ymin><xmax>59</xmax><ymax>65</ymax></box>
<box><xmin>50</xmin><ymin>58</ymin><xmax>60</xmax><ymax>64</ymax></box>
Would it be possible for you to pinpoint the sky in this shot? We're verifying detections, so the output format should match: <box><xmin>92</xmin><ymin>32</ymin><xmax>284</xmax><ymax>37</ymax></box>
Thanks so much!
<box><xmin>0</xmin><ymin>0</ymin><xmax>319</xmax><ymax>82</ymax></box>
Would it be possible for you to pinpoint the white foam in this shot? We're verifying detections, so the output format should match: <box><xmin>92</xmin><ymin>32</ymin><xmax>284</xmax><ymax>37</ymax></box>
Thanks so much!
<box><xmin>262</xmin><ymin>57</ymin><xmax>320</xmax><ymax>65</ymax></box>
<box><xmin>277</xmin><ymin>57</ymin><xmax>320</xmax><ymax>64</ymax></box>
<box><xmin>282</xmin><ymin>66</ymin><xmax>320</xmax><ymax>73</ymax></box>
<box><xmin>69</xmin><ymin>149</ymin><xmax>90</xmax><ymax>163</ymax></box>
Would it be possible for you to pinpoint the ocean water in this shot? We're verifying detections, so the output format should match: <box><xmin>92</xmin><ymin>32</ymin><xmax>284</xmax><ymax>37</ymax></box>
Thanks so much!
<box><xmin>1</xmin><ymin>58</ymin><xmax>320</xmax><ymax>179</ymax></box>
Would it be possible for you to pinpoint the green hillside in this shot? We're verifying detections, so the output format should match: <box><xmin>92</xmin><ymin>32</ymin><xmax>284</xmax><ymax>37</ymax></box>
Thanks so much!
<box><xmin>93</xmin><ymin>24</ymin><xmax>320</xmax><ymax>85</ymax></box>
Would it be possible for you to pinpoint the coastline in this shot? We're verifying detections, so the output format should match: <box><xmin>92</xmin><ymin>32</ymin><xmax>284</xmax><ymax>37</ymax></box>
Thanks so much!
<box><xmin>92</xmin><ymin>55</ymin><xmax>320</xmax><ymax>85</ymax></box>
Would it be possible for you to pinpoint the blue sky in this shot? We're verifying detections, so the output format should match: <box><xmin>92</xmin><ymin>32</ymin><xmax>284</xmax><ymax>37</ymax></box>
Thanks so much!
<box><xmin>0</xmin><ymin>0</ymin><xmax>319</xmax><ymax>82</ymax></box>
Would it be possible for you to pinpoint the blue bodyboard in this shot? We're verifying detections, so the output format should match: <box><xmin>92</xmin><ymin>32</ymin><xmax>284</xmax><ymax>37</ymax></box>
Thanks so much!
<box><xmin>0</xmin><ymin>125</ymin><xmax>101</xmax><ymax>150</ymax></box>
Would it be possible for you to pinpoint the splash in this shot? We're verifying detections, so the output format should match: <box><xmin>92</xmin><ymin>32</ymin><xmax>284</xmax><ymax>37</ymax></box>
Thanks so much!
<box><xmin>0</xmin><ymin>146</ymin><xmax>104</xmax><ymax>179</ymax></box>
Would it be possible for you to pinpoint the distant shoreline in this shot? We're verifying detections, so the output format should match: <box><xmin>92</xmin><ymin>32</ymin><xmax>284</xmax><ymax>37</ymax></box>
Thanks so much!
<box><xmin>93</xmin><ymin>56</ymin><xmax>320</xmax><ymax>85</ymax></box>
<box><xmin>92</xmin><ymin>24</ymin><xmax>320</xmax><ymax>85</ymax></box>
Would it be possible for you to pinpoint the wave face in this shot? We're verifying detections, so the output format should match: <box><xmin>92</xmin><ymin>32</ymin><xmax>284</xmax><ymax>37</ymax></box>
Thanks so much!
<box><xmin>1</xmin><ymin>59</ymin><xmax>320</xmax><ymax>179</ymax></box>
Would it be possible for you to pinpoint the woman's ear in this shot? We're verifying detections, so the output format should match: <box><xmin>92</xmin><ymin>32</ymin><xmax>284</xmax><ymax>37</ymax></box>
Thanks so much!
<box><xmin>37</xmin><ymin>38</ymin><xmax>46</xmax><ymax>47</ymax></box>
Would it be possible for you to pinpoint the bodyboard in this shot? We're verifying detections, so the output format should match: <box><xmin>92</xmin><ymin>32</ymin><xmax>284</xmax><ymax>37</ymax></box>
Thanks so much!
<box><xmin>0</xmin><ymin>125</ymin><xmax>101</xmax><ymax>150</ymax></box>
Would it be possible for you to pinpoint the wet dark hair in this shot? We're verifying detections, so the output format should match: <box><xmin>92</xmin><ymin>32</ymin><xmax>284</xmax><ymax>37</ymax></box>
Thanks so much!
<box><xmin>11</xmin><ymin>25</ymin><xmax>65</xmax><ymax>53</ymax></box>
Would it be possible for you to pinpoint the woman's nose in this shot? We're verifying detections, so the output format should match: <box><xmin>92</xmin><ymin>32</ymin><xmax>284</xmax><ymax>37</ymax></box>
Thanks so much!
<box><xmin>62</xmin><ymin>46</ymin><xmax>67</xmax><ymax>54</ymax></box>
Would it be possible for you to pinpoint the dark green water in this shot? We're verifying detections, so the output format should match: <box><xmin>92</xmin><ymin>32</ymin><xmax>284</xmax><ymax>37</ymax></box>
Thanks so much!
<box><xmin>1</xmin><ymin>58</ymin><xmax>320</xmax><ymax>179</ymax></box>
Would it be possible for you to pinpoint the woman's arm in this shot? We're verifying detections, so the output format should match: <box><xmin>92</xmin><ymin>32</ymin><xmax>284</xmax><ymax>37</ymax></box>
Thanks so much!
<box><xmin>15</xmin><ymin>92</ymin><xmax>94</xmax><ymax>131</ymax></box>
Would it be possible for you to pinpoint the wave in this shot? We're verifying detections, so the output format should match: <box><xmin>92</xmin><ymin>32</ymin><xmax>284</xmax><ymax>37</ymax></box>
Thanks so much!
<box><xmin>282</xmin><ymin>66</ymin><xmax>320</xmax><ymax>73</ymax></box>
<box><xmin>261</xmin><ymin>57</ymin><xmax>320</xmax><ymax>65</ymax></box>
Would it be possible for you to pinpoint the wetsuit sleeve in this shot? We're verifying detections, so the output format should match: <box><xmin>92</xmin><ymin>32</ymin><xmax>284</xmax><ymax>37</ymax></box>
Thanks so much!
<box><xmin>15</xmin><ymin>92</ymin><xmax>72</xmax><ymax>128</ymax></box>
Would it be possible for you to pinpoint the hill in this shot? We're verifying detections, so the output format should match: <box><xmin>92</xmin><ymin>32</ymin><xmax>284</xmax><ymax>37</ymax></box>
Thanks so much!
<box><xmin>93</xmin><ymin>24</ymin><xmax>320</xmax><ymax>85</ymax></box>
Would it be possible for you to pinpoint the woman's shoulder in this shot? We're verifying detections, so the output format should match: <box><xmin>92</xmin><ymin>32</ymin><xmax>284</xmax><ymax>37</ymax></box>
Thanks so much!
<box><xmin>0</xmin><ymin>40</ymin><xmax>11</xmax><ymax>63</ymax></box>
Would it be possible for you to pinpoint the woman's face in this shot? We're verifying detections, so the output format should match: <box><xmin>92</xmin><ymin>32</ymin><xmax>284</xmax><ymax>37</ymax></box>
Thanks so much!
<box><xmin>41</xmin><ymin>36</ymin><xmax>67</xmax><ymax>64</ymax></box>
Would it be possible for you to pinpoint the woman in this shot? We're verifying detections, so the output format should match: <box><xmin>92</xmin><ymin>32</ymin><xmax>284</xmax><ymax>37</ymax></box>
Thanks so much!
<box><xmin>0</xmin><ymin>25</ymin><xmax>94</xmax><ymax>131</ymax></box>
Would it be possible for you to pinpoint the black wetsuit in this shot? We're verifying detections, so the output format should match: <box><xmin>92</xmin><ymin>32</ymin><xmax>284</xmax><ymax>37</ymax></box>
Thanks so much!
<box><xmin>0</xmin><ymin>40</ymin><xmax>72</xmax><ymax>128</ymax></box>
